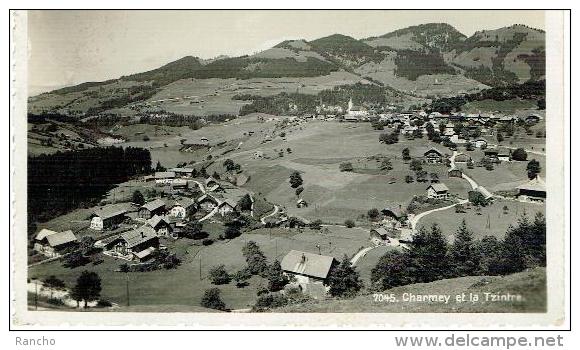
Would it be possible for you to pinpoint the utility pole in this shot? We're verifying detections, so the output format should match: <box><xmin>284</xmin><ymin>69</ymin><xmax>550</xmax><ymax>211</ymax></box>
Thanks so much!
<box><xmin>199</xmin><ymin>257</ymin><xmax>202</xmax><ymax>281</ymax></box>
<box><xmin>126</xmin><ymin>273</ymin><xmax>130</xmax><ymax>307</ymax></box>
<box><xmin>34</xmin><ymin>280</ymin><xmax>38</xmax><ymax>311</ymax></box>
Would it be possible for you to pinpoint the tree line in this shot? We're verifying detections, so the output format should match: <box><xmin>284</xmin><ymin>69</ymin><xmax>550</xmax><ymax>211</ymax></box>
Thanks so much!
<box><xmin>28</xmin><ymin>146</ymin><xmax>152</xmax><ymax>223</ymax></box>
<box><xmin>371</xmin><ymin>213</ymin><xmax>546</xmax><ymax>290</ymax></box>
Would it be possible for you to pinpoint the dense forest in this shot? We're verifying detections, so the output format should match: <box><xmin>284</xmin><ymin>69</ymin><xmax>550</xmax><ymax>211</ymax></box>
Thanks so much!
<box><xmin>394</xmin><ymin>50</ymin><xmax>456</xmax><ymax>81</ymax></box>
<box><xmin>429</xmin><ymin>79</ymin><xmax>545</xmax><ymax>113</ymax></box>
<box><xmin>28</xmin><ymin>147</ymin><xmax>152</xmax><ymax>223</ymax></box>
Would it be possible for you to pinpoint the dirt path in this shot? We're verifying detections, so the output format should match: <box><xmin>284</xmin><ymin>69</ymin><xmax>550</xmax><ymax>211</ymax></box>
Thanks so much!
<box><xmin>199</xmin><ymin>207</ymin><xmax>219</xmax><ymax>222</ymax></box>
<box><xmin>260</xmin><ymin>205</ymin><xmax>279</xmax><ymax>225</ymax></box>
<box><xmin>409</xmin><ymin>199</ymin><xmax>469</xmax><ymax>230</ymax></box>
<box><xmin>350</xmin><ymin>246</ymin><xmax>375</xmax><ymax>266</ymax></box>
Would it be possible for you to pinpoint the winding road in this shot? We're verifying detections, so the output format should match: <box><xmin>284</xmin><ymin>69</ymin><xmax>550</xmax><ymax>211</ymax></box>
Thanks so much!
<box><xmin>260</xmin><ymin>205</ymin><xmax>279</xmax><ymax>225</ymax></box>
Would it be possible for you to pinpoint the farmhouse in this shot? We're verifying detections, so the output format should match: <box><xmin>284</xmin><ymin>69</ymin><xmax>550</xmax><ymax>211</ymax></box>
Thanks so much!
<box><xmin>138</xmin><ymin>199</ymin><xmax>166</xmax><ymax>219</ymax></box>
<box><xmin>170</xmin><ymin>198</ymin><xmax>196</xmax><ymax>219</ymax></box>
<box><xmin>484</xmin><ymin>149</ymin><xmax>499</xmax><ymax>160</ymax></box>
<box><xmin>147</xmin><ymin>215</ymin><xmax>172</xmax><ymax>237</ymax></box>
<box><xmin>155</xmin><ymin>171</ymin><xmax>176</xmax><ymax>184</ymax></box>
<box><xmin>217</xmin><ymin>199</ymin><xmax>237</xmax><ymax>216</ymax></box>
<box><xmin>106</xmin><ymin>226</ymin><xmax>160</xmax><ymax>261</ymax></box>
<box><xmin>171</xmin><ymin>179</ymin><xmax>188</xmax><ymax>189</ymax></box>
<box><xmin>281</xmin><ymin>250</ymin><xmax>338</xmax><ymax>297</ymax></box>
<box><xmin>34</xmin><ymin>229</ymin><xmax>78</xmax><ymax>257</ymax></box>
<box><xmin>424</xmin><ymin>148</ymin><xmax>443</xmax><ymax>163</ymax></box>
<box><xmin>197</xmin><ymin>194</ymin><xmax>219</xmax><ymax>211</ymax></box>
<box><xmin>497</xmin><ymin>153</ymin><xmax>511</xmax><ymax>162</ymax></box>
<box><xmin>517</xmin><ymin>176</ymin><xmax>546</xmax><ymax>201</ymax></box>
<box><xmin>525</xmin><ymin>114</ymin><xmax>541</xmax><ymax>124</ymax></box>
<box><xmin>204</xmin><ymin>176</ymin><xmax>221</xmax><ymax>190</ymax></box>
<box><xmin>370</xmin><ymin>227</ymin><xmax>392</xmax><ymax>246</ymax></box>
<box><xmin>381</xmin><ymin>206</ymin><xmax>403</xmax><ymax>221</ymax></box>
<box><xmin>169</xmin><ymin>167</ymin><xmax>194</xmax><ymax>178</ymax></box>
<box><xmin>183</xmin><ymin>137</ymin><xmax>210</xmax><ymax>148</ymax></box>
<box><xmin>426</xmin><ymin>183</ymin><xmax>450</xmax><ymax>199</ymax></box>
<box><xmin>90</xmin><ymin>206</ymin><xmax>127</xmax><ymax>231</ymax></box>
<box><xmin>473</xmin><ymin>139</ymin><xmax>488</xmax><ymax>148</ymax></box>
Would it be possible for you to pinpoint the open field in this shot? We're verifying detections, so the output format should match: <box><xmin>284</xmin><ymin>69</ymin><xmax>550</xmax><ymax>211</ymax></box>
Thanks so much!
<box><xmin>418</xmin><ymin>198</ymin><xmax>545</xmax><ymax>241</ymax></box>
<box><xmin>28</xmin><ymin>225</ymin><xmax>370</xmax><ymax>310</ymax></box>
<box><xmin>279</xmin><ymin>267</ymin><xmax>546</xmax><ymax>313</ymax></box>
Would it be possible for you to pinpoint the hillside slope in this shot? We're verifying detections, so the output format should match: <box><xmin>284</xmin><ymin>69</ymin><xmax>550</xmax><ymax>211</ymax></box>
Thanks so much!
<box><xmin>28</xmin><ymin>23</ymin><xmax>544</xmax><ymax>117</ymax></box>
<box><xmin>279</xmin><ymin>267</ymin><xmax>546</xmax><ymax>313</ymax></box>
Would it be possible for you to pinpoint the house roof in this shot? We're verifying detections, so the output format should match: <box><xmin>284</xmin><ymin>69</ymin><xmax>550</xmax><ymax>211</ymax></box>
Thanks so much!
<box><xmin>155</xmin><ymin>171</ymin><xmax>176</xmax><ymax>179</ymax></box>
<box><xmin>427</xmin><ymin>183</ymin><xmax>449</xmax><ymax>193</ymax></box>
<box><xmin>424</xmin><ymin>147</ymin><xmax>443</xmax><ymax>156</ymax></box>
<box><xmin>219</xmin><ymin>198</ymin><xmax>237</xmax><ymax>208</ymax></box>
<box><xmin>172</xmin><ymin>179</ymin><xmax>188</xmax><ymax>187</ymax></box>
<box><xmin>134</xmin><ymin>246</ymin><xmax>156</xmax><ymax>259</ymax></box>
<box><xmin>169</xmin><ymin>167</ymin><xmax>194</xmax><ymax>173</ymax></box>
<box><xmin>121</xmin><ymin>226</ymin><xmax>157</xmax><ymax>249</ymax></box>
<box><xmin>281</xmin><ymin>250</ymin><xmax>336</xmax><ymax>279</ymax></box>
<box><xmin>46</xmin><ymin>230</ymin><xmax>77</xmax><ymax>247</ymax></box>
<box><xmin>93</xmin><ymin>206</ymin><xmax>127</xmax><ymax>220</ymax></box>
<box><xmin>35</xmin><ymin>228</ymin><xmax>58</xmax><ymax>241</ymax></box>
<box><xmin>205</xmin><ymin>176</ymin><xmax>218</xmax><ymax>185</ymax></box>
<box><xmin>517</xmin><ymin>176</ymin><xmax>546</xmax><ymax>192</ymax></box>
<box><xmin>197</xmin><ymin>194</ymin><xmax>218</xmax><ymax>204</ymax></box>
<box><xmin>147</xmin><ymin>215</ymin><xmax>170</xmax><ymax>229</ymax></box>
<box><xmin>141</xmin><ymin>198</ymin><xmax>166</xmax><ymax>212</ymax></box>
<box><xmin>381</xmin><ymin>207</ymin><xmax>402</xmax><ymax>218</ymax></box>
<box><xmin>173</xmin><ymin>197</ymin><xmax>196</xmax><ymax>209</ymax></box>
<box><xmin>371</xmin><ymin>227</ymin><xmax>390</xmax><ymax>238</ymax></box>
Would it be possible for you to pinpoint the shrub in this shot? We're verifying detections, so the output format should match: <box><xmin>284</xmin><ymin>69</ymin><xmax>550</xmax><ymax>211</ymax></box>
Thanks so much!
<box><xmin>253</xmin><ymin>293</ymin><xmax>288</xmax><ymax>311</ymax></box>
<box><xmin>209</xmin><ymin>265</ymin><xmax>231</xmax><ymax>285</ymax></box>
<box><xmin>46</xmin><ymin>298</ymin><xmax>65</xmax><ymax>306</ymax></box>
<box><xmin>511</xmin><ymin>148</ymin><xmax>528</xmax><ymax>161</ymax></box>
<box><xmin>202</xmin><ymin>238</ymin><xmax>214</xmax><ymax>246</ymax></box>
<box><xmin>96</xmin><ymin>299</ymin><xmax>113</xmax><ymax>308</ymax></box>
<box><xmin>344</xmin><ymin>219</ymin><xmax>355</xmax><ymax>228</ymax></box>
<box><xmin>201</xmin><ymin>288</ymin><xmax>226</xmax><ymax>311</ymax></box>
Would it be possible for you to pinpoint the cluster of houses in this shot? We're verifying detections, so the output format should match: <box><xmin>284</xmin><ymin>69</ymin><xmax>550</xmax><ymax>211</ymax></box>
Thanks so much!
<box><xmin>35</xmin><ymin>173</ymin><xmax>244</xmax><ymax>262</ymax></box>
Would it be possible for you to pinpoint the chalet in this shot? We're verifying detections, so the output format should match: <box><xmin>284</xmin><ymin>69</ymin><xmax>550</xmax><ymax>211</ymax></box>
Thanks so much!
<box><xmin>497</xmin><ymin>152</ymin><xmax>511</xmax><ymax>162</ymax></box>
<box><xmin>197</xmin><ymin>194</ymin><xmax>219</xmax><ymax>211</ymax></box>
<box><xmin>281</xmin><ymin>250</ymin><xmax>338</xmax><ymax>297</ymax></box>
<box><xmin>448</xmin><ymin>168</ymin><xmax>463</xmax><ymax>178</ymax></box>
<box><xmin>454</xmin><ymin>153</ymin><xmax>471</xmax><ymax>163</ymax></box>
<box><xmin>525</xmin><ymin>114</ymin><xmax>541</xmax><ymax>124</ymax></box>
<box><xmin>381</xmin><ymin>206</ymin><xmax>403</xmax><ymax>221</ymax></box>
<box><xmin>217</xmin><ymin>199</ymin><xmax>237</xmax><ymax>216</ymax></box>
<box><xmin>34</xmin><ymin>229</ymin><xmax>78</xmax><ymax>257</ymax></box>
<box><xmin>106</xmin><ymin>226</ymin><xmax>160</xmax><ymax>262</ymax></box>
<box><xmin>426</xmin><ymin>183</ymin><xmax>450</xmax><ymax>200</ymax></box>
<box><xmin>90</xmin><ymin>206</ymin><xmax>127</xmax><ymax>231</ymax></box>
<box><xmin>171</xmin><ymin>179</ymin><xmax>188</xmax><ymax>189</ymax></box>
<box><xmin>169</xmin><ymin>167</ymin><xmax>194</xmax><ymax>178</ymax></box>
<box><xmin>424</xmin><ymin>148</ymin><xmax>443</xmax><ymax>163</ymax></box>
<box><xmin>297</xmin><ymin>198</ymin><xmax>308</xmax><ymax>208</ymax></box>
<box><xmin>484</xmin><ymin>149</ymin><xmax>499</xmax><ymax>160</ymax></box>
<box><xmin>517</xmin><ymin>176</ymin><xmax>546</xmax><ymax>201</ymax></box>
<box><xmin>473</xmin><ymin>139</ymin><xmax>488</xmax><ymax>148</ymax></box>
<box><xmin>147</xmin><ymin>215</ymin><xmax>172</xmax><ymax>237</ymax></box>
<box><xmin>155</xmin><ymin>171</ymin><xmax>176</xmax><ymax>184</ymax></box>
<box><xmin>370</xmin><ymin>227</ymin><xmax>392</xmax><ymax>246</ymax></box>
<box><xmin>170</xmin><ymin>198</ymin><xmax>196</xmax><ymax>219</ymax></box>
<box><xmin>138</xmin><ymin>199</ymin><xmax>166</xmax><ymax>219</ymax></box>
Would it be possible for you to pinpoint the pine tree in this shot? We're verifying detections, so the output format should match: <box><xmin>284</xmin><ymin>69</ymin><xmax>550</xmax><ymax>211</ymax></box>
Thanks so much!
<box><xmin>371</xmin><ymin>250</ymin><xmax>412</xmax><ymax>290</ymax></box>
<box><xmin>475</xmin><ymin>235</ymin><xmax>504</xmax><ymax>275</ymax></box>
<box><xmin>409</xmin><ymin>224</ymin><xmax>449</xmax><ymax>283</ymax></box>
<box><xmin>450</xmin><ymin>220</ymin><xmax>478</xmax><ymax>277</ymax></box>
<box><xmin>267</xmin><ymin>260</ymin><xmax>289</xmax><ymax>292</ymax></box>
<box><xmin>327</xmin><ymin>255</ymin><xmax>363</xmax><ymax>298</ymax></box>
<box><xmin>498</xmin><ymin>231</ymin><xmax>527</xmax><ymax>275</ymax></box>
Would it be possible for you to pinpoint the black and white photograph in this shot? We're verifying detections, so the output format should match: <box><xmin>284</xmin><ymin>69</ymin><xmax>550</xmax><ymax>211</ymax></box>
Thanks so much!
<box><xmin>8</xmin><ymin>9</ymin><xmax>570</xmax><ymax>331</ymax></box>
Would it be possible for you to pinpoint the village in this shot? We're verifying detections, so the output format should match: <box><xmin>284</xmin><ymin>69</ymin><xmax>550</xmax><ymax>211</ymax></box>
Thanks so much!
<box><xmin>27</xmin><ymin>92</ymin><xmax>547</xmax><ymax>312</ymax></box>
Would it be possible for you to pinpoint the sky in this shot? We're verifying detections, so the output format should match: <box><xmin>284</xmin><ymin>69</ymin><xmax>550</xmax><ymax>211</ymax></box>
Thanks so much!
<box><xmin>27</xmin><ymin>10</ymin><xmax>545</xmax><ymax>95</ymax></box>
